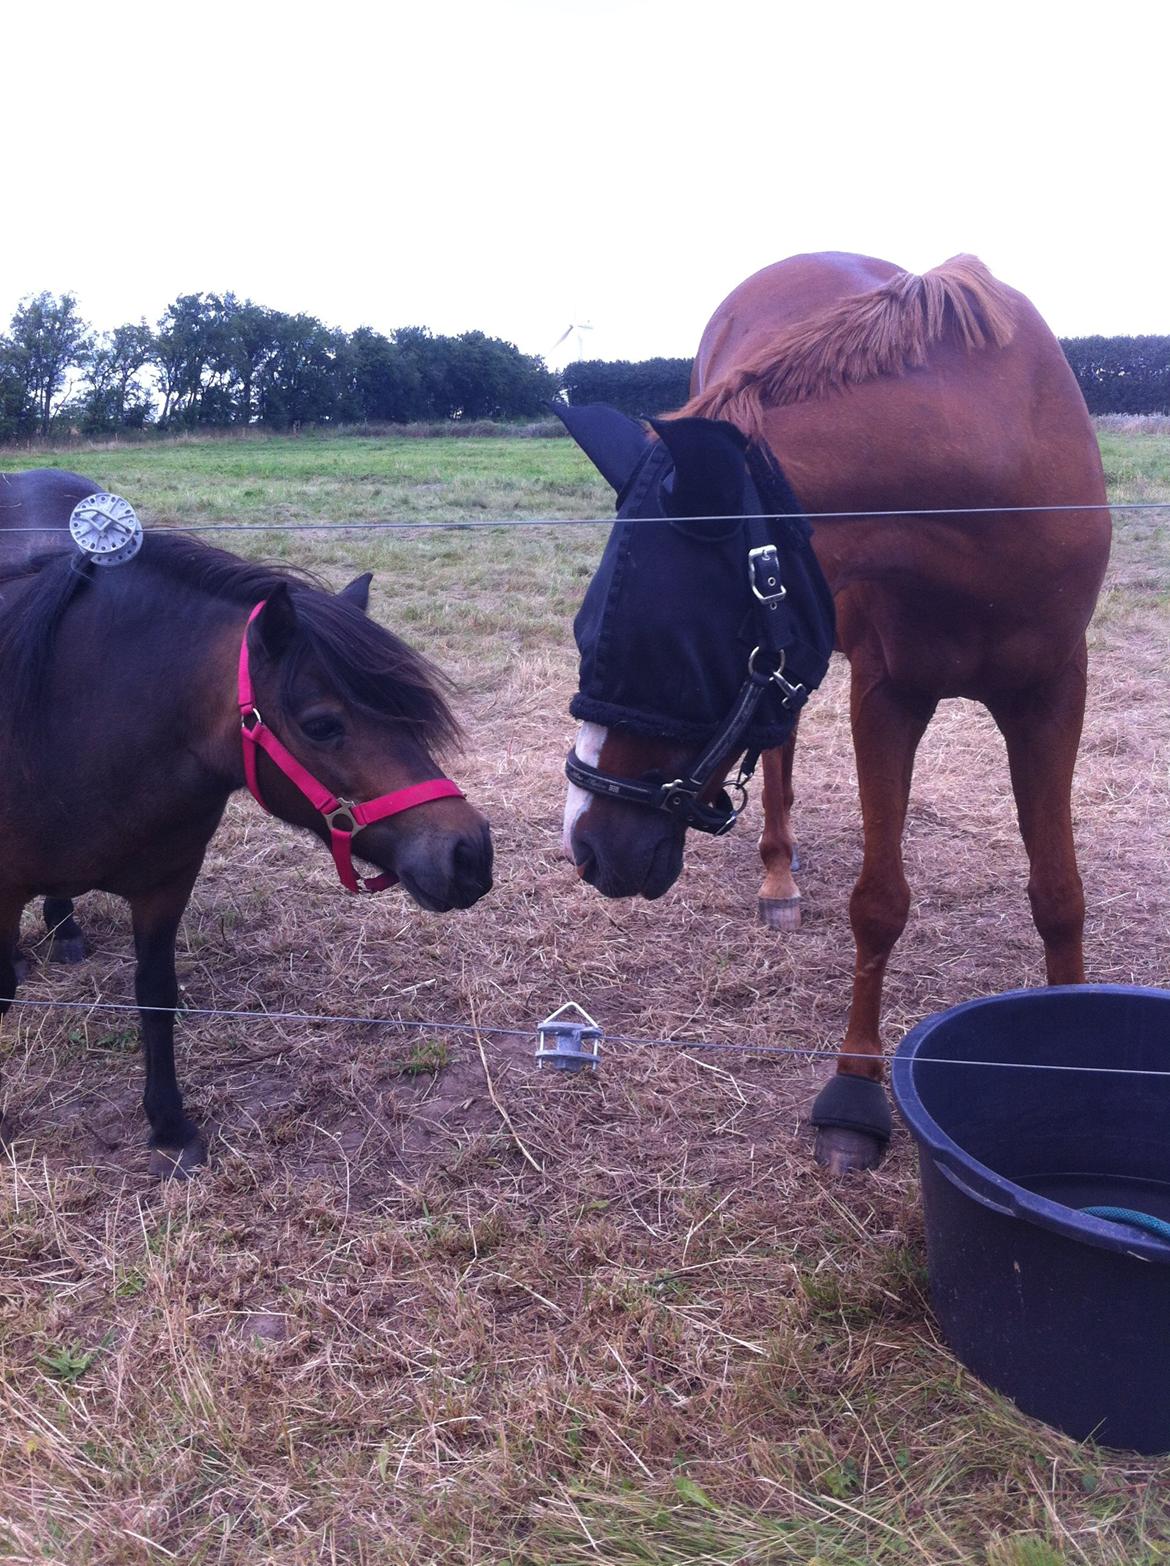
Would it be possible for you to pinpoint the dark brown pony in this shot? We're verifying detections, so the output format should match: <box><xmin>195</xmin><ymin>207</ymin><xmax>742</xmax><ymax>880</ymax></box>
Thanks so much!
<box><xmin>0</xmin><ymin>469</ymin><xmax>493</xmax><ymax>1174</ymax></box>
<box><xmin>561</xmin><ymin>254</ymin><xmax>1110</xmax><ymax>1172</ymax></box>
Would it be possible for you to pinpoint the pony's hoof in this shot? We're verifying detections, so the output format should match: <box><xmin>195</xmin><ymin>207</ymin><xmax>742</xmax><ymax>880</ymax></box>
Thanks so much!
<box><xmin>814</xmin><ymin>1125</ymin><xmax>886</xmax><ymax>1174</ymax></box>
<box><xmin>48</xmin><ymin>935</ymin><xmax>86</xmax><ymax>965</ymax></box>
<box><xmin>758</xmin><ymin>895</ymin><xmax>802</xmax><ymax>930</ymax></box>
<box><xmin>149</xmin><ymin>1138</ymin><xmax>206</xmax><ymax>1180</ymax></box>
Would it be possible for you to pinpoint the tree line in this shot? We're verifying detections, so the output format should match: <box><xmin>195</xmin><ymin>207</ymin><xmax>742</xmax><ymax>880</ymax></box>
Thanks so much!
<box><xmin>0</xmin><ymin>292</ymin><xmax>561</xmax><ymax>440</ymax></box>
<box><xmin>1</xmin><ymin>292</ymin><xmax>1166</xmax><ymax>442</ymax></box>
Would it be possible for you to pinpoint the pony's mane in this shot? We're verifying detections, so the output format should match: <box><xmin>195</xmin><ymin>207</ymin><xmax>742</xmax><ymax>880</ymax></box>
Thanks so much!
<box><xmin>679</xmin><ymin>255</ymin><xmax>1017</xmax><ymax>439</ymax></box>
<box><xmin>0</xmin><ymin>531</ymin><xmax>461</xmax><ymax>751</ymax></box>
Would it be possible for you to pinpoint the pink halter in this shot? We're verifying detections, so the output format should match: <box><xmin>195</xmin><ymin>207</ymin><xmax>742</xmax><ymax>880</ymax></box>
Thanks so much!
<box><xmin>238</xmin><ymin>601</ymin><xmax>464</xmax><ymax>893</ymax></box>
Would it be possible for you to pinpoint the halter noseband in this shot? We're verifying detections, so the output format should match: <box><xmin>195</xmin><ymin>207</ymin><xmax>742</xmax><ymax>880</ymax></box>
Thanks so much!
<box><xmin>565</xmin><ymin>539</ymin><xmax>810</xmax><ymax>836</ymax></box>
<box><xmin>238</xmin><ymin>601</ymin><xmax>463</xmax><ymax>893</ymax></box>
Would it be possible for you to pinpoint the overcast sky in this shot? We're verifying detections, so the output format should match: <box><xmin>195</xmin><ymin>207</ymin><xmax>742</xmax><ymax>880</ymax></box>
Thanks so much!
<box><xmin>5</xmin><ymin>0</ymin><xmax>1166</xmax><ymax>366</ymax></box>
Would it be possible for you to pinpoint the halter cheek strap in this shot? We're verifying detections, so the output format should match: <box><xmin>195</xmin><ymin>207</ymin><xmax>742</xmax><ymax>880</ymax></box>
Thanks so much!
<box><xmin>238</xmin><ymin>601</ymin><xmax>464</xmax><ymax>893</ymax></box>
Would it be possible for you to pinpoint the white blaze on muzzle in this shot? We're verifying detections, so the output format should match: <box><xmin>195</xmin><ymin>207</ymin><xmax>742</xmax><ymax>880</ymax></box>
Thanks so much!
<box><xmin>562</xmin><ymin>722</ymin><xmax>607</xmax><ymax>860</ymax></box>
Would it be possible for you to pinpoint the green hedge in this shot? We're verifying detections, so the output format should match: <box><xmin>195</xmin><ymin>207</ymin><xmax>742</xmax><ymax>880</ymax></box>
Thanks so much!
<box><xmin>1059</xmin><ymin>336</ymin><xmax>1170</xmax><ymax>415</ymax></box>
<box><xmin>561</xmin><ymin>357</ymin><xmax>693</xmax><ymax>416</ymax></box>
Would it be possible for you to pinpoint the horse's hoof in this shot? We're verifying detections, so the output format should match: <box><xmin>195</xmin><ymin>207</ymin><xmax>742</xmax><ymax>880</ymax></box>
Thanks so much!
<box><xmin>47</xmin><ymin>935</ymin><xmax>86</xmax><ymax>965</ymax></box>
<box><xmin>814</xmin><ymin>1125</ymin><xmax>886</xmax><ymax>1174</ymax></box>
<box><xmin>149</xmin><ymin>1138</ymin><xmax>207</xmax><ymax>1180</ymax></box>
<box><xmin>758</xmin><ymin>895</ymin><xmax>802</xmax><ymax>930</ymax></box>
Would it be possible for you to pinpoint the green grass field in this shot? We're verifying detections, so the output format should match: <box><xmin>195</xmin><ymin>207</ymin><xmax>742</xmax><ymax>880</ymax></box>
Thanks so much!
<box><xmin>1</xmin><ymin>425</ymin><xmax>1169</xmax><ymax>1565</ymax></box>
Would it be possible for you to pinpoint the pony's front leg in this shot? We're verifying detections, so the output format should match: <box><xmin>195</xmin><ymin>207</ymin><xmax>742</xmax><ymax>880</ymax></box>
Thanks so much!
<box><xmin>811</xmin><ymin>668</ymin><xmax>936</xmax><ymax>1174</ymax></box>
<box><xmin>0</xmin><ymin>895</ymin><xmax>26</xmax><ymax>1143</ymax></box>
<box><xmin>128</xmin><ymin>867</ymin><xmax>205</xmax><ymax>1178</ymax></box>
<box><xmin>43</xmin><ymin>897</ymin><xmax>86</xmax><ymax>964</ymax></box>
<box><xmin>757</xmin><ymin>731</ymin><xmax>802</xmax><ymax>929</ymax></box>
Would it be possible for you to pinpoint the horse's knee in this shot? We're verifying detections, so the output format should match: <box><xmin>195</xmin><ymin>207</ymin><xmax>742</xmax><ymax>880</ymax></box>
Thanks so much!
<box><xmin>1027</xmin><ymin>873</ymin><xmax>1084</xmax><ymax>944</ymax></box>
<box><xmin>849</xmin><ymin>875</ymin><xmax>910</xmax><ymax>959</ymax></box>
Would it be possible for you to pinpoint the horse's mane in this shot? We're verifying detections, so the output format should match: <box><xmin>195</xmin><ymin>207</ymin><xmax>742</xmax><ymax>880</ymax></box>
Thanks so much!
<box><xmin>678</xmin><ymin>255</ymin><xmax>1017</xmax><ymax>439</ymax></box>
<box><xmin>0</xmin><ymin>531</ymin><xmax>461</xmax><ymax>751</ymax></box>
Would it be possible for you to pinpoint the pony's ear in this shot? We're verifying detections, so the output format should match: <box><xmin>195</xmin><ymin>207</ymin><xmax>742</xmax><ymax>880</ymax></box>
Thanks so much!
<box><xmin>649</xmin><ymin>417</ymin><xmax>750</xmax><ymax>535</ymax></box>
<box><xmin>253</xmin><ymin>584</ymin><xmax>298</xmax><ymax>658</ymax></box>
<box><xmin>338</xmin><ymin>572</ymin><xmax>372</xmax><ymax>612</ymax></box>
<box><xmin>549</xmin><ymin>401</ymin><xmax>651</xmax><ymax>492</ymax></box>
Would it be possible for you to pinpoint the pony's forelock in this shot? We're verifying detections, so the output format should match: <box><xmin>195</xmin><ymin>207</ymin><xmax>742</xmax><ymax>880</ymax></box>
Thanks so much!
<box><xmin>281</xmin><ymin>590</ymin><xmax>462</xmax><ymax>754</ymax></box>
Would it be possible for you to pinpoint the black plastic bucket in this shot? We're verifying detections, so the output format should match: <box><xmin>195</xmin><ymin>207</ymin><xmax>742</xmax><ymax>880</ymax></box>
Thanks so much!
<box><xmin>891</xmin><ymin>985</ymin><xmax>1170</xmax><ymax>1452</ymax></box>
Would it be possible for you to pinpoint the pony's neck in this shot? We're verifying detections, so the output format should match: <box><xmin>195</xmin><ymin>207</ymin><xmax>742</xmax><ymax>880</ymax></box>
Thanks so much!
<box><xmin>93</xmin><ymin>573</ymin><xmax>255</xmax><ymax>797</ymax></box>
<box><xmin>185</xmin><ymin>601</ymin><xmax>256</xmax><ymax>795</ymax></box>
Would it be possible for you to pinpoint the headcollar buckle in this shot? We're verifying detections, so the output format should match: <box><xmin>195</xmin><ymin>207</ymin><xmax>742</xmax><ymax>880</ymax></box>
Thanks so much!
<box><xmin>748</xmin><ymin>544</ymin><xmax>787</xmax><ymax>606</ymax></box>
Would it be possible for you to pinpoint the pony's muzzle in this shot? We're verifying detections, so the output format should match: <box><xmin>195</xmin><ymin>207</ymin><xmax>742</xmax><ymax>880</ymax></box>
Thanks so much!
<box><xmin>384</xmin><ymin>813</ymin><xmax>494</xmax><ymax>912</ymax></box>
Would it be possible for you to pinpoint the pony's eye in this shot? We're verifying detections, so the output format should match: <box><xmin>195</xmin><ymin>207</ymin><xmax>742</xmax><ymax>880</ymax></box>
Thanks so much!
<box><xmin>300</xmin><ymin>714</ymin><xmax>344</xmax><ymax>744</ymax></box>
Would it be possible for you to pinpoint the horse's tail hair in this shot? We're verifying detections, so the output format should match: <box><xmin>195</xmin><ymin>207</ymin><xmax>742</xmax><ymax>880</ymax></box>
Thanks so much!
<box><xmin>677</xmin><ymin>255</ymin><xmax>1018</xmax><ymax>439</ymax></box>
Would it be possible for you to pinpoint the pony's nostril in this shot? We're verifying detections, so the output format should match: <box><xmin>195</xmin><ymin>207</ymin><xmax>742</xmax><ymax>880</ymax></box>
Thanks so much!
<box><xmin>448</xmin><ymin>835</ymin><xmax>491</xmax><ymax>907</ymax></box>
<box><xmin>453</xmin><ymin>830</ymin><xmax>493</xmax><ymax>890</ymax></box>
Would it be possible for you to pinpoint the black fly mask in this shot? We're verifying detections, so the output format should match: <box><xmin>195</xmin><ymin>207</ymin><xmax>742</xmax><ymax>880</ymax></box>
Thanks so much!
<box><xmin>557</xmin><ymin>404</ymin><xmax>836</xmax><ymax>834</ymax></box>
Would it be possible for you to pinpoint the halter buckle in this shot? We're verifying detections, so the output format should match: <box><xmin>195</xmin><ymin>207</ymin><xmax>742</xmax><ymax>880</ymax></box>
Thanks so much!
<box><xmin>748</xmin><ymin>544</ymin><xmax>787</xmax><ymax>605</ymax></box>
<box><xmin>658</xmin><ymin>780</ymin><xmax>699</xmax><ymax>816</ymax></box>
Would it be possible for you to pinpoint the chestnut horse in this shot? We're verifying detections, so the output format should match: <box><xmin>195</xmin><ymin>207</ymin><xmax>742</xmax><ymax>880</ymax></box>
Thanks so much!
<box><xmin>0</xmin><ymin>469</ymin><xmax>493</xmax><ymax>1175</ymax></box>
<box><xmin>559</xmin><ymin>254</ymin><xmax>1110</xmax><ymax>1172</ymax></box>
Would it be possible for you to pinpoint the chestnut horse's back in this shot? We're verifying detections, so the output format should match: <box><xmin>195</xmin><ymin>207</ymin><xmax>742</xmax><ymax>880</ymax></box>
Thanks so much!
<box><xmin>687</xmin><ymin>253</ymin><xmax>1109</xmax><ymax>689</ymax></box>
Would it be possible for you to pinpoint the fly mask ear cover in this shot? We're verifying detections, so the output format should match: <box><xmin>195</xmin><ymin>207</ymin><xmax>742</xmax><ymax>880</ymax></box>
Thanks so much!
<box><xmin>569</xmin><ymin>418</ymin><xmax>836</xmax><ymax>752</ymax></box>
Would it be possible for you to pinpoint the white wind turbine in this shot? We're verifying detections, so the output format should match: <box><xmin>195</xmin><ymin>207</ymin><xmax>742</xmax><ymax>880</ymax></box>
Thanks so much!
<box><xmin>549</xmin><ymin>316</ymin><xmax>595</xmax><ymax>363</ymax></box>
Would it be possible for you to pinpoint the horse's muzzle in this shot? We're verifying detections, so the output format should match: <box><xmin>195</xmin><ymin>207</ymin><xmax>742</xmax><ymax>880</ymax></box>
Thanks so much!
<box><xmin>571</xmin><ymin>808</ymin><xmax>685</xmax><ymax>901</ymax></box>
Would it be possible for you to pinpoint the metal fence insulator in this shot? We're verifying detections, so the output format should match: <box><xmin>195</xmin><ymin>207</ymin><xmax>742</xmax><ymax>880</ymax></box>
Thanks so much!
<box><xmin>69</xmin><ymin>492</ymin><xmax>144</xmax><ymax>567</ymax></box>
<box><xmin>535</xmin><ymin>1002</ymin><xmax>602</xmax><ymax>1073</ymax></box>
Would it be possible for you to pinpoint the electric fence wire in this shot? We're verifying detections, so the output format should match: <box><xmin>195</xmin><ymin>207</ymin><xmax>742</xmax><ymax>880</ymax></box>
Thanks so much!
<box><xmin>4</xmin><ymin>499</ymin><xmax>1170</xmax><ymax>534</ymax></box>
<box><xmin>4</xmin><ymin>991</ymin><xmax>1170</xmax><ymax>1080</ymax></box>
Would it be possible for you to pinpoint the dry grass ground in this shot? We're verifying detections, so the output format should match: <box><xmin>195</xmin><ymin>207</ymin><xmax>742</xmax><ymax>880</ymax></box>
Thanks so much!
<box><xmin>0</xmin><ymin>425</ymin><xmax>1169</xmax><ymax>1563</ymax></box>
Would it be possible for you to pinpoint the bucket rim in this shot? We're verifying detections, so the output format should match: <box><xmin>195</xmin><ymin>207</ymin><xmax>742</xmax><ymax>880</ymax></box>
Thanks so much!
<box><xmin>891</xmin><ymin>984</ymin><xmax>1170</xmax><ymax>1264</ymax></box>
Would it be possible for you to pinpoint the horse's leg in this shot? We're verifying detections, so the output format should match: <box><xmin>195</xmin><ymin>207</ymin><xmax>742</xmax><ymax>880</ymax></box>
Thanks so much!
<box><xmin>757</xmin><ymin>731</ymin><xmax>802</xmax><ymax>930</ymax></box>
<box><xmin>812</xmin><ymin>667</ymin><xmax>936</xmax><ymax>1173</ymax></box>
<box><xmin>128</xmin><ymin>869</ymin><xmax>205</xmax><ymax>1178</ymax></box>
<box><xmin>0</xmin><ymin>895</ymin><xmax>25</xmax><ymax>1144</ymax></box>
<box><xmin>987</xmin><ymin>654</ymin><xmax>1088</xmax><ymax>985</ymax></box>
<box><xmin>43</xmin><ymin>897</ymin><xmax>86</xmax><ymax>965</ymax></box>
